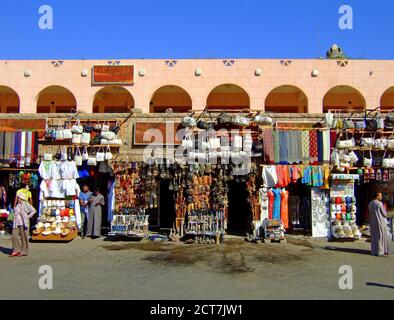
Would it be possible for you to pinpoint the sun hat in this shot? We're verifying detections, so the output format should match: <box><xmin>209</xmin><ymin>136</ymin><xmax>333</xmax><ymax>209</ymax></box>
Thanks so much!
<box><xmin>53</xmin><ymin>227</ymin><xmax>62</xmax><ymax>235</ymax></box>
<box><xmin>44</xmin><ymin>223</ymin><xmax>51</xmax><ymax>229</ymax></box>
<box><xmin>61</xmin><ymin>228</ymin><xmax>71</xmax><ymax>237</ymax></box>
<box><xmin>42</xmin><ymin>228</ymin><xmax>52</xmax><ymax>236</ymax></box>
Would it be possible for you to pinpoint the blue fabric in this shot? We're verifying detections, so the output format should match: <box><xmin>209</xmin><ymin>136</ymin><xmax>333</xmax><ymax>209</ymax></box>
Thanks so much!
<box><xmin>107</xmin><ymin>179</ymin><xmax>115</xmax><ymax>222</ymax></box>
<box><xmin>272</xmin><ymin>188</ymin><xmax>281</xmax><ymax>220</ymax></box>
<box><xmin>279</xmin><ymin>131</ymin><xmax>289</xmax><ymax>164</ymax></box>
<box><xmin>302</xmin><ymin>166</ymin><xmax>312</xmax><ymax>185</ymax></box>
<box><xmin>317</xmin><ymin>131</ymin><xmax>323</xmax><ymax>163</ymax></box>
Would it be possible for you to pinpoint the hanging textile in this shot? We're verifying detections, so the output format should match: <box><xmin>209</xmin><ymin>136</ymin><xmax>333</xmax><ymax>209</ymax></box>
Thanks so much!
<box><xmin>273</xmin><ymin>131</ymin><xmax>280</xmax><ymax>164</ymax></box>
<box><xmin>301</xmin><ymin>131</ymin><xmax>310</xmax><ymax>163</ymax></box>
<box><xmin>262</xmin><ymin>129</ymin><xmax>274</xmax><ymax>163</ymax></box>
<box><xmin>279</xmin><ymin>131</ymin><xmax>289</xmax><ymax>163</ymax></box>
<box><xmin>309</xmin><ymin>131</ymin><xmax>318</xmax><ymax>162</ymax></box>
<box><xmin>272</xmin><ymin>188</ymin><xmax>281</xmax><ymax>220</ymax></box>
<box><xmin>317</xmin><ymin>130</ymin><xmax>323</xmax><ymax>163</ymax></box>
<box><xmin>280</xmin><ymin>189</ymin><xmax>289</xmax><ymax>229</ymax></box>
<box><xmin>322</xmin><ymin>130</ymin><xmax>331</xmax><ymax>163</ymax></box>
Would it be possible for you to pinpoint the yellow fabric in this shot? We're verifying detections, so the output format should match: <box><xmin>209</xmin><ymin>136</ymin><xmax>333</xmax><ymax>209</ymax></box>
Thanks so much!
<box><xmin>16</xmin><ymin>189</ymin><xmax>32</xmax><ymax>201</ymax></box>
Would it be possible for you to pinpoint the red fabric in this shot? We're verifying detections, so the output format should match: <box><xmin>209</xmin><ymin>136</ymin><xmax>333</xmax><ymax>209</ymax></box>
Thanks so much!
<box><xmin>268</xmin><ymin>190</ymin><xmax>274</xmax><ymax>220</ymax></box>
<box><xmin>309</xmin><ymin>131</ymin><xmax>318</xmax><ymax>158</ymax></box>
<box><xmin>280</xmin><ymin>190</ymin><xmax>289</xmax><ymax>229</ymax></box>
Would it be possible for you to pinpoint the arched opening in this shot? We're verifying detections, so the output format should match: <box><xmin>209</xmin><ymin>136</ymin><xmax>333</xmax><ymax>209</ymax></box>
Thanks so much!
<box><xmin>0</xmin><ymin>86</ymin><xmax>20</xmax><ymax>113</ymax></box>
<box><xmin>36</xmin><ymin>86</ymin><xmax>77</xmax><ymax>113</ymax></box>
<box><xmin>150</xmin><ymin>85</ymin><xmax>192</xmax><ymax>113</ymax></box>
<box><xmin>265</xmin><ymin>85</ymin><xmax>308</xmax><ymax>113</ymax></box>
<box><xmin>323</xmin><ymin>85</ymin><xmax>366</xmax><ymax>113</ymax></box>
<box><xmin>93</xmin><ymin>86</ymin><xmax>134</xmax><ymax>113</ymax></box>
<box><xmin>380</xmin><ymin>87</ymin><xmax>394</xmax><ymax>112</ymax></box>
<box><xmin>206</xmin><ymin>84</ymin><xmax>250</xmax><ymax>111</ymax></box>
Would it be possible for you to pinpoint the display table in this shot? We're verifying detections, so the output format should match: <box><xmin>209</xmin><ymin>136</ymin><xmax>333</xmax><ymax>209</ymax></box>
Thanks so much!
<box><xmin>31</xmin><ymin>227</ymin><xmax>78</xmax><ymax>242</ymax></box>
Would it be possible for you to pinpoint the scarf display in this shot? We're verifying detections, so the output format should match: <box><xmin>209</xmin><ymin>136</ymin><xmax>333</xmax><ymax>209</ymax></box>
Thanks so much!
<box><xmin>0</xmin><ymin>131</ymin><xmax>39</xmax><ymax>167</ymax></box>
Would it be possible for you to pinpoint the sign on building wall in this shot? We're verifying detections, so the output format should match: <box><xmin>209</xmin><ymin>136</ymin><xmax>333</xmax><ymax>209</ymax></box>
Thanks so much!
<box><xmin>92</xmin><ymin>65</ymin><xmax>134</xmax><ymax>85</ymax></box>
<box><xmin>134</xmin><ymin>122</ymin><xmax>183</xmax><ymax>145</ymax></box>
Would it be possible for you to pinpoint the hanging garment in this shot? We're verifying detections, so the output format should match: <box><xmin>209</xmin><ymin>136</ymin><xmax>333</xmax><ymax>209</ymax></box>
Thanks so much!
<box><xmin>272</xmin><ymin>188</ymin><xmax>281</xmax><ymax>220</ymax></box>
<box><xmin>268</xmin><ymin>189</ymin><xmax>274</xmax><ymax>220</ymax></box>
<box><xmin>262</xmin><ymin>129</ymin><xmax>274</xmax><ymax>163</ymax></box>
<box><xmin>280</xmin><ymin>189</ymin><xmax>289</xmax><ymax>229</ymax></box>
<box><xmin>0</xmin><ymin>132</ymin><xmax>4</xmax><ymax>166</ymax></box>
<box><xmin>290</xmin><ymin>165</ymin><xmax>302</xmax><ymax>183</ymax></box>
<box><xmin>311</xmin><ymin>166</ymin><xmax>324</xmax><ymax>187</ymax></box>
<box><xmin>289</xmin><ymin>195</ymin><xmax>301</xmax><ymax>226</ymax></box>
<box><xmin>301</xmin><ymin>131</ymin><xmax>310</xmax><ymax>164</ymax></box>
<box><xmin>279</xmin><ymin>131</ymin><xmax>289</xmax><ymax>163</ymax></box>
<box><xmin>288</xmin><ymin>131</ymin><xmax>302</xmax><ymax>164</ymax></box>
<box><xmin>320</xmin><ymin>165</ymin><xmax>330</xmax><ymax>189</ymax></box>
<box><xmin>302</xmin><ymin>166</ymin><xmax>312</xmax><ymax>185</ymax></box>
<box><xmin>330</xmin><ymin>131</ymin><xmax>338</xmax><ymax>152</ymax></box>
<box><xmin>273</xmin><ymin>131</ymin><xmax>280</xmax><ymax>164</ymax></box>
<box><xmin>259</xmin><ymin>188</ymin><xmax>269</xmax><ymax>222</ymax></box>
<box><xmin>309</xmin><ymin>131</ymin><xmax>318</xmax><ymax>162</ymax></box>
<box><xmin>262</xmin><ymin>165</ymin><xmax>278</xmax><ymax>187</ymax></box>
<box><xmin>322</xmin><ymin>130</ymin><xmax>331</xmax><ymax>163</ymax></box>
<box><xmin>317</xmin><ymin>130</ymin><xmax>323</xmax><ymax>163</ymax></box>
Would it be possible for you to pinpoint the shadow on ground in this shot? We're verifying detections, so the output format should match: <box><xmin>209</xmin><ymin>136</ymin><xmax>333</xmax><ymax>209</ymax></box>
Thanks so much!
<box><xmin>0</xmin><ymin>246</ymin><xmax>13</xmax><ymax>255</ymax></box>
<box><xmin>366</xmin><ymin>282</ymin><xmax>394</xmax><ymax>290</ymax></box>
<box><xmin>324</xmin><ymin>246</ymin><xmax>372</xmax><ymax>256</ymax></box>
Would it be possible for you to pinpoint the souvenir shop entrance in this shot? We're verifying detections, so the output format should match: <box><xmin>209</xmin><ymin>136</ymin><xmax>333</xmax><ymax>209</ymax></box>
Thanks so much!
<box><xmin>157</xmin><ymin>180</ymin><xmax>176</xmax><ymax>229</ymax></box>
<box><xmin>227</xmin><ymin>180</ymin><xmax>253</xmax><ymax>235</ymax></box>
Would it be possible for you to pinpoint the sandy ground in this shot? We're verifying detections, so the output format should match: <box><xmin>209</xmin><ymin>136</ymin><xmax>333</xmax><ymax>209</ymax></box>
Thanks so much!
<box><xmin>0</xmin><ymin>235</ymin><xmax>393</xmax><ymax>300</ymax></box>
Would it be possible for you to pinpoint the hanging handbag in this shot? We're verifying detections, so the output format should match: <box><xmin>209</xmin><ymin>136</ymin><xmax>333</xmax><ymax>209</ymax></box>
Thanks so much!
<box><xmin>200</xmin><ymin>135</ymin><xmax>210</xmax><ymax>152</ymax></box>
<box><xmin>374</xmin><ymin>138</ymin><xmax>387</xmax><ymax>150</ymax></box>
<box><xmin>252</xmin><ymin>115</ymin><xmax>273</xmax><ymax>126</ymax></box>
<box><xmin>365</xmin><ymin>119</ymin><xmax>377</xmax><ymax>131</ymax></box>
<box><xmin>182</xmin><ymin>116</ymin><xmax>197</xmax><ymax>128</ymax></box>
<box><xmin>87</xmin><ymin>148</ymin><xmax>97</xmax><ymax>166</ymax></box>
<box><xmin>67</xmin><ymin>147</ymin><xmax>74</xmax><ymax>161</ymax></box>
<box><xmin>387</xmin><ymin>134</ymin><xmax>394</xmax><ymax>150</ymax></box>
<box><xmin>72</xmin><ymin>133</ymin><xmax>82</xmax><ymax>144</ymax></box>
<box><xmin>101</xmin><ymin>131</ymin><xmax>116</xmax><ymax>140</ymax></box>
<box><xmin>349</xmin><ymin>151</ymin><xmax>359</xmax><ymax>164</ymax></box>
<box><xmin>233</xmin><ymin>115</ymin><xmax>250</xmax><ymax>127</ymax></box>
<box><xmin>382</xmin><ymin>151</ymin><xmax>394</xmax><ymax>168</ymax></box>
<box><xmin>71</xmin><ymin>119</ymin><xmax>83</xmax><ymax>134</ymax></box>
<box><xmin>361</xmin><ymin>136</ymin><xmax>375</xmax><ymax>147</ymax></box>
<box><xmin>62</xmin><ymin>124</ymin><xmax>73</xmax><ymax>140</ymax></box>
<box><xmin>82</xmin><ymin>147</ymin><xmax>89</xmax><ymax>161</ymax></box>
<box><xmin>218</xmin><ymin>112</ymin><xmax>235</xmax><ymax>125</ymax></box>
<box><xmin>336</xmin><ymin>132</ymin><xmax>355</xmax><ymax>149</ymax></box>
<box><xmin>96</xmin><ymin>147</ymin><xmax>105</xmax><ymax>162</ymax></box>
<box><xmin>81</xmin><ymin>132</ymin><xmax>91</xmax><ymax>145</ymax></box>
<box><xmin>93</xmin><ymin>121</ymin><xmax>102</xmax><ymax>132</ymax></box>
<box><xmin>363</xmin><ymin>150</ymin><xmax>373</xmax><ymax>167</ymax></box>
<box><xmin>105</xmin><ymin>146</ymin><xmax>113</xmax><ymax>161</ymax></box>
<box><xmin>84</xmin><ymin>122</ymin><xmax>94</xmax><ymax>133</ymax></box>
<box><xmin>384</xmin><ymin>113</ymin><xmax>394</xmax><ymax>130</ymax></box>
<box><xmin>376</xmin><ymin>115</ymin><xmax>385</xmax><ymax>130</ymax></box>
<box><xmin>54</xmin><ymin>146</ymin><xmax>62</xmax><ymax>161</ymax></box>
<box><xmin>208</xmin><ymin>134</ymin><xmax>221</xmax><ymax>150</ymax></box>
<box><xmin>43</xmin><ymin>153</ymin><xmax>53</xmax><ymax>161</ymax></box>
<box><xmin>102</xmin><ymin>121</ymin><xmax>110</xmax><ymax>132</ymax></box>
<box><xmin>344</xmin><ymin>119</ymin><xmax>354</xmax><ymax>129</ymax></box>
<box><xmin>74</xmin><ymin>147</ymin><xmax>83</xmax><ymax>166</ymax></box>
<box><xmin>56</xmin><ymin>127</ymin><xmax>64</xmax><ymax>140</ymax></box>
<box><xmin>354</xmin><ymin>120</ymin><xmax>366</xmax><ymax>130</ymax></box>
<box><xmin>181</xmin><ymin>133</ymin><xmax>194</xmax><ymax>149</ymax></box>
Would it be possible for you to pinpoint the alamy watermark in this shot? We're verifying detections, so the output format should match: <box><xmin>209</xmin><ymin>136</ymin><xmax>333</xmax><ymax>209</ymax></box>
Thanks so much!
<box><xmin>338</xmin><ymin>5</ymin><xmax>353</xmax><ymax>30</ymax></box>
<box><xmin>38</xmin><ymin>5</ymin><xmax>53</xmax><ymax>30</ymax></box>
<box><xmin>39</xmin><ymin>265</ymin><xmax>53</xmax><ymax>290</ymax></box>
<box><xmin>338</xmin><ymin>265</ymin><xmax>353</xmax><ymax>290</ymax></box>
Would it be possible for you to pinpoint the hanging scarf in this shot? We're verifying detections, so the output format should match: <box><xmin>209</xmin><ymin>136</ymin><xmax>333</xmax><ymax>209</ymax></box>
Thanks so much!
<box><xmin>301</xmin><ymin>131</ymin><xmax>310</xmax><ymax>164</ymax></box>
<box><xmin>309</xmin><ymin>131</ymin><xmax>318</xmax><ymax>162</ymax></box>
<box><xmin>279</xmin><ymin>131</ymin><xmax>289</xmax><ymax>164</ymax></box>
<box><xmin>262</xmin><ymin>129</ymin><xmax>274</xmax><ymax>163</ymax></box>
<box><xmin>273</xmin><ymin>130</ymin><xmax>280</xmax><ymax>164</ymax></box>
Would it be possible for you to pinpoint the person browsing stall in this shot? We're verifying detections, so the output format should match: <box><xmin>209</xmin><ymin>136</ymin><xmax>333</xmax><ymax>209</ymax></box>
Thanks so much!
<box><xmin>368</xmin><ymin>193</ymin><xmax>390</xmax><ymax>257</ymax></box>
<box><xmin>86</xmin><ymin>188</ymin><xmax>105</xmax><ymax>239</ymax></box>
<box><xmin>79</xmin><ymin>184</ymin><xmax>93</xmax><ymax>238</ymax></box>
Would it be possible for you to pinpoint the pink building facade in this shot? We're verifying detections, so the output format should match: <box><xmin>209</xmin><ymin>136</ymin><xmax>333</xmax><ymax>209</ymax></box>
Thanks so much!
<box><xmin>0</xmin><ymin>58</ymin><xmax>394</xmax><ymax>114</ymax></box>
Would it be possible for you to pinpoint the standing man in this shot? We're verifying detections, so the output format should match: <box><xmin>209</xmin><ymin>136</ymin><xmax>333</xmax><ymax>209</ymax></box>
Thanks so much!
<box><xmin>10</xmin><ymin>193</ymin><xmax>36</xmax><ymax>257</ymax></box>
<box><xmin>86</xmin><ymin>188</ymin><xmax>105</xmax><ymax>239</ymax></box>
<box><xmin>368</xmin><ymin>192</ymin><xmax>390</xmax><ymax>257</ymax></box>
<box><xmin>79</xmin><ymin>184</ymin><xmax>93</xmax><ymax>238</ymax></box>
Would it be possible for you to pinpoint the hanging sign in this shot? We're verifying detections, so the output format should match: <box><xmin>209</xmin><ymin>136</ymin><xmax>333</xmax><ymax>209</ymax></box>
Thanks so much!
<box><xmin>92</xmin><ymin>65</ymin><xmax>134</xmax><ymax>85</ymax></box>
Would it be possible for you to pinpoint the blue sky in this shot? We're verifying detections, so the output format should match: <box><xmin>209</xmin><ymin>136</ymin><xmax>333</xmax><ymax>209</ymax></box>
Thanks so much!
<box><xmin>0</xmin><ymin>0</ymin><xmax>393</xmax><ymax>60</ymax></box>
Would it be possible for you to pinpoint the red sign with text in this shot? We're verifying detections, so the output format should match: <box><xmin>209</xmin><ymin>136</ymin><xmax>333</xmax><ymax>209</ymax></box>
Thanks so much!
<box><xmin>92</xmin><ymin>65</ymin><xmax>134</xmax><ymax>85</ymax></box>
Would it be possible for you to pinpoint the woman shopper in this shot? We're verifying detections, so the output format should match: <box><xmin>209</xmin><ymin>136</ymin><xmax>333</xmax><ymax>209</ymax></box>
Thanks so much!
<box><xmin>10</xmin><ymin>193</ymin><xmax>36</xmax><ymax>257</ymax></box>
<box><xmin>86</xmin><ymin>188</ymin><xmax>105</xmax><ymax>239</ymax></box>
